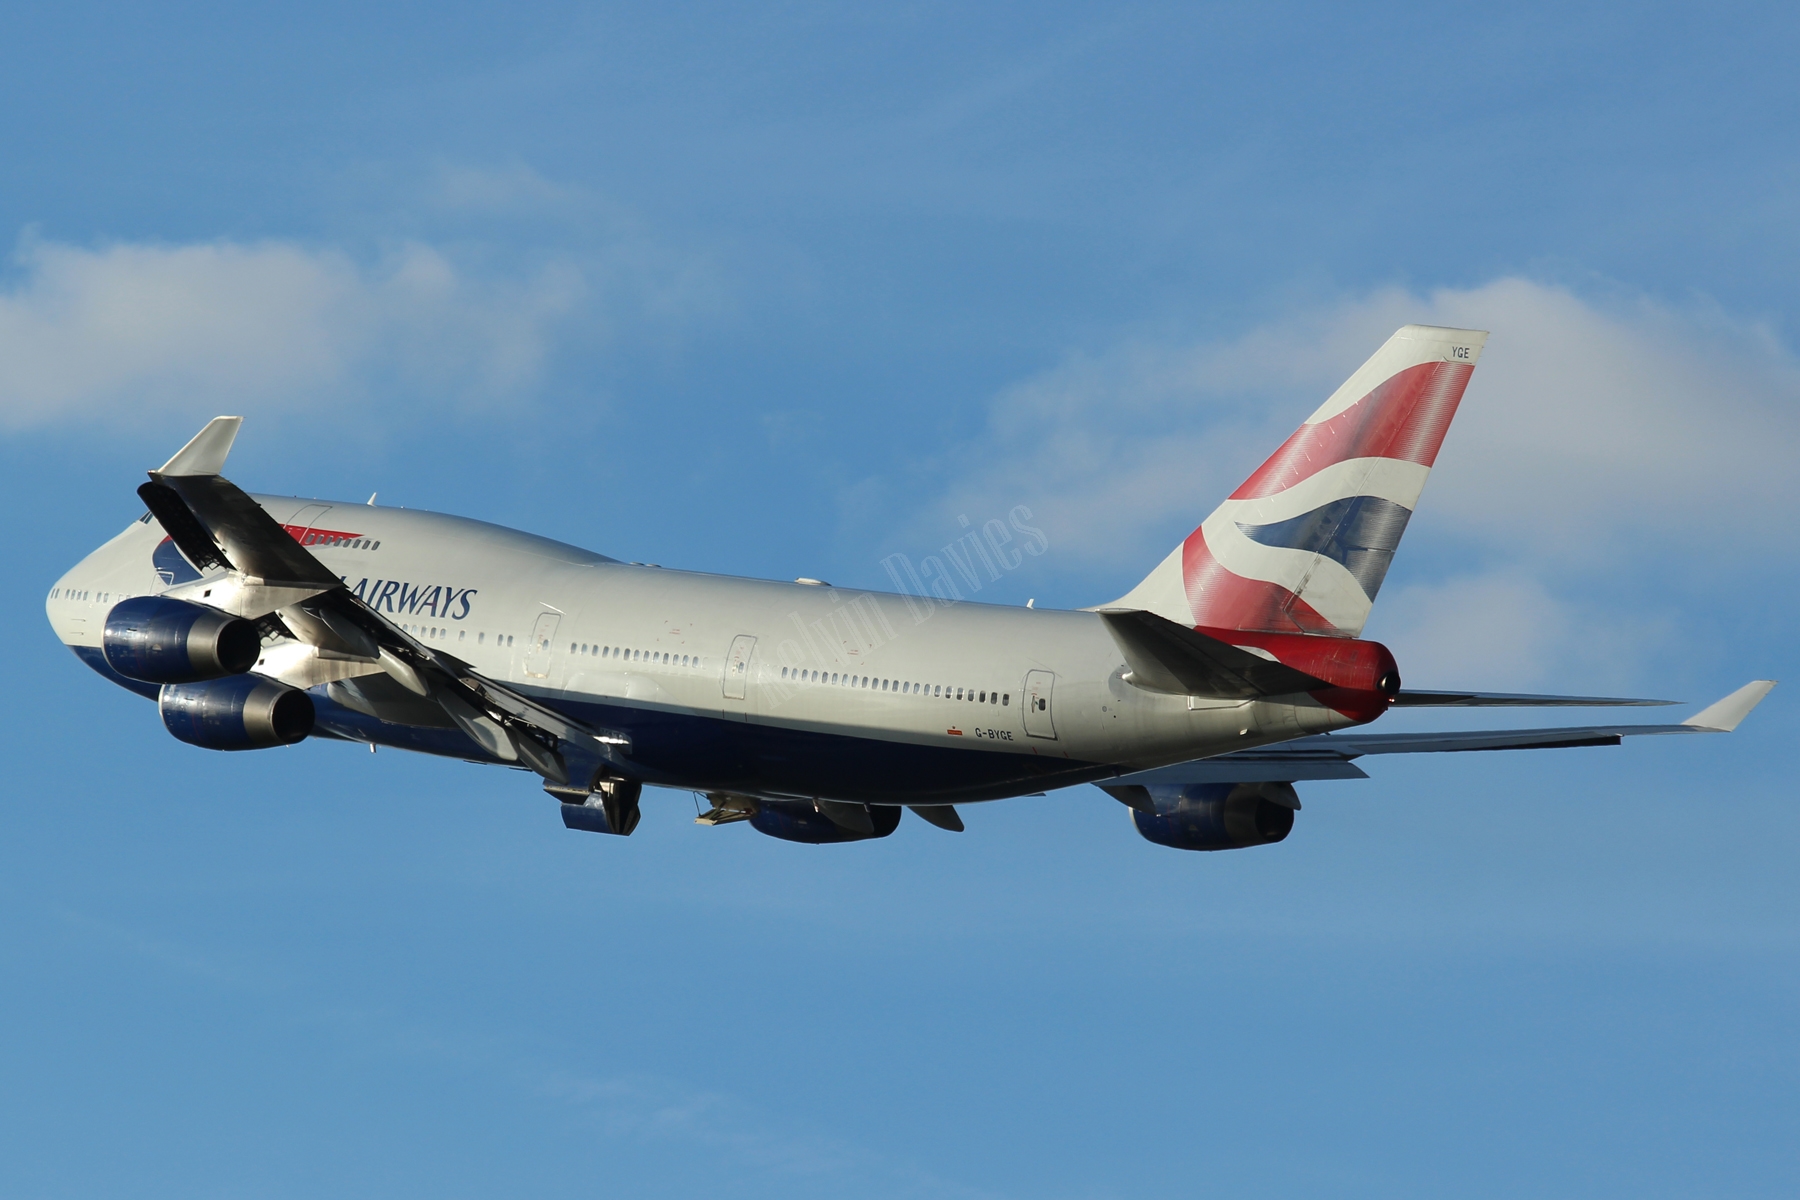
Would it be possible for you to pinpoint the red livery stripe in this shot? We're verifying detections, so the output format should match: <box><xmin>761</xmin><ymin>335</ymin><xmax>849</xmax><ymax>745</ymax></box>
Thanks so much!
<box><xmin>1180</xmin><ymin>528</ymin><xmax>1340</xmax><ymax>635</ymax></box>
<box><xmin>281</xmin><ymin>524</ymin><xmax>366</xmax><ymax>545</ymax></box>
<box><xmin>1231</xmin><ymin>360</ymin><xmax>1473</xmax><ymax>500</ymax></box>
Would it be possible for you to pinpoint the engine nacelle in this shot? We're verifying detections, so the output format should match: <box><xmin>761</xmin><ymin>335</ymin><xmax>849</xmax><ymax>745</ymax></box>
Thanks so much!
<box><xmin>104</xmin><ymin>596</ymin><xmax>260</xmax><ymax>684</ymax></box>
<box><xmin>749</xmin><ymin>800</ymin><xmax>901</xmax><ymax>844</ymax></box>
<box><xmin>1129</xmin><ymin>781</ymin><xmax>1298</xmax><ymax>851</ymax></box>
<box><xmin>160</xmin><ymin>676</ymin><xmax>315</xmax><ymax>750</ymax></box>
<box><xmin>555</xmin><ymin>778</ymin><xmax>643</xmax><ymax>836</ymax></box>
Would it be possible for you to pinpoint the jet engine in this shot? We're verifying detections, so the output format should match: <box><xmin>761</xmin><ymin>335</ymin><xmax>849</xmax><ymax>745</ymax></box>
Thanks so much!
<box><xmin>749</xmin><ymin>799</ymin><xmax>902</xmax><ymax>844</ymax></box>
<box><xmin>160</xmin><ymin>675</ymin><xmax>315</xmax><ymax>750</ymax></box>
<box><xmin>103</xmin><ymin>596</ymin><xmax>260</xmax><ymax>684</ymax></box>
<box><xmin>1123</xmin><ymin>781</ymin><xmax>1298</xmax><ymax>851</ymax></box>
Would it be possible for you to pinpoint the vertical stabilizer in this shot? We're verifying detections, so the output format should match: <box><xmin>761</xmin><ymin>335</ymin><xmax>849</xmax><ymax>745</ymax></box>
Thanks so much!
<box><xmin>1105</xmin><ymin>325</ymin><xmax>1486</xmax><ymax>636</ymax></box>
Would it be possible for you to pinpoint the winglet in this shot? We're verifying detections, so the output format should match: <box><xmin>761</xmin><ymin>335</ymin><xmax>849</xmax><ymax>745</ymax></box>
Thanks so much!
<box><xmin>156</xmin><ymin>416</ymin><xmax>243</xmax><ymax>477</ymax></box>
<box><xmin>1683</xmin><ymin>680</ymin><xmax>1777</xmax><ymax>732</ymax></box>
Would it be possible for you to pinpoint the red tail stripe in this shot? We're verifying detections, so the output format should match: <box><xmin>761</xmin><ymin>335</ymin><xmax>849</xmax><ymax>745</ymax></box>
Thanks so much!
<box><xmin>1180</xmin><ymin>528</ymin><xmax>1341</xmax><ymax>635</ymax></box>
<box><xmin>1230</xmin><ymin>361</ymin><xmax>1473</xmax><ymax>500</ymax></box>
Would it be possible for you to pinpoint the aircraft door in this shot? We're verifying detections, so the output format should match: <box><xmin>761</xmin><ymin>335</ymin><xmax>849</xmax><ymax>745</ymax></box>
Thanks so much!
<box><xmin>524</xmin><ymin>612</ymin><xmax>561</xmax><ymax>678</ymax></box>
<box><xmin>722</xmin><ymin>635</ymin><xmax>756</xmax><ymax>701</ymax></box>
<box><xmin>1023</xmin><ymin>669</ymin><xmax>1057</xmax><ymax>739</ymax></box>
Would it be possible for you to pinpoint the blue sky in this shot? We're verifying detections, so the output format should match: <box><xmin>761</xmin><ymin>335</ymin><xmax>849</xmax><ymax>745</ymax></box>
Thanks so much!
<box><xmin>3</xmin><ymin>4</ymin><xmax>1797</xmax><ymax>1197</ymax></box>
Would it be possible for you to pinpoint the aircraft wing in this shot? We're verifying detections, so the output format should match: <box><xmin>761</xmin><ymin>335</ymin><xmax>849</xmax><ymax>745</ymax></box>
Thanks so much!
<box><xmin>139</xmin><ymin>418</ymin><xmax>627</xmax><ymax>786</ymax></box>
<box><xmin>1111</xmin><ymin>680</ymin><xmax>1777</xmax><ymax>788</ymax></box>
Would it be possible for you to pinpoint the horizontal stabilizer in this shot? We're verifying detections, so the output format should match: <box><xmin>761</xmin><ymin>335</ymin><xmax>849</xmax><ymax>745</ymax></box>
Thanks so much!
<box><xmin>1393</xmin><ymin>689</ymin><xmax>1674</xmax><ymax>707</ymax></box>
<box><xmin>1111</xmin><ymin>680</ymin><xmax>1776</xmax><ymax>791</ymax></box>
<box><xmin>1098</xmin><ymin>609</ymin><xmax>1328</xmax><ymax>699</ymax></box>
<box><xmin>1303</xmin><ymin>727</ymin><xmax>1650</xmax><ymax>755</ymax></box>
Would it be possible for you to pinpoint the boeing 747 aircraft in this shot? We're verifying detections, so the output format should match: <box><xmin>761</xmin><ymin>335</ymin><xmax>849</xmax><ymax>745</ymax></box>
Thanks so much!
<box><xmin>46</xmin><ymin>325</ymin><xmax>1774</xmax><ymax>849</ymax></box>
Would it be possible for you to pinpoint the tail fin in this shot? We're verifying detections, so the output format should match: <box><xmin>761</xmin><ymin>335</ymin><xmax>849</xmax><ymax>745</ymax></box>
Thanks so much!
<box><xmin>1106</xmin><ymin>324</ymin><xmax>1487</xmax><ymax>636</ymax></box>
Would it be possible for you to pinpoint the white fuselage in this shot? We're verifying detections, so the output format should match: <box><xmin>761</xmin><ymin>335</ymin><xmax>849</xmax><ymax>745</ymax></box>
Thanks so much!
<box><xmin>49</xmin><ymin>496</ymin><xmax>1366</xmax><ymax>802</ymax></box>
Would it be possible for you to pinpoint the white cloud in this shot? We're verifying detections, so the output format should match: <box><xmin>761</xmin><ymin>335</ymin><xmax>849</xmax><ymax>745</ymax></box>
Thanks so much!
<box><xmin>939</xmin><ymin>278</ymin><xmax>1800</xmax><ymax>567</ymax></box>
<box><xmin>916</xmin><ymin>278</ymin><xmax>1800</xmax><ymax>684</ymax></box>
<box><xmin>0</xmin><ymin>233</ymin><xmax>586</xmax><ymax>429</ymax></box>
<box><xmin>1361</xmin><ymin>569</ymin><xmax>1678</xmax><ymax>691</ymax></box>
<box><xmin>1405</xmin><ymin>279</ymin><xmax>1800</xmax><ymax>564</ymax></box>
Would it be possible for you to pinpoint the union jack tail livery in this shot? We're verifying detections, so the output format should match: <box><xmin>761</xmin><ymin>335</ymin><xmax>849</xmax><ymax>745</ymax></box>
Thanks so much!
<box><xmin>1109</xmin><ymin>324</ymin><xmax>1488</xmax><ymax>636</ymax></box>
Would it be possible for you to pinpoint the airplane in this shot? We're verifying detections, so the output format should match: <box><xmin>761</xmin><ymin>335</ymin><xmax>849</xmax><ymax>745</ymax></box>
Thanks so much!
<box><xmin>45</xmin><ymin>324</ymin><xmax>1774</xmax><ymax>850</ymax></box>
